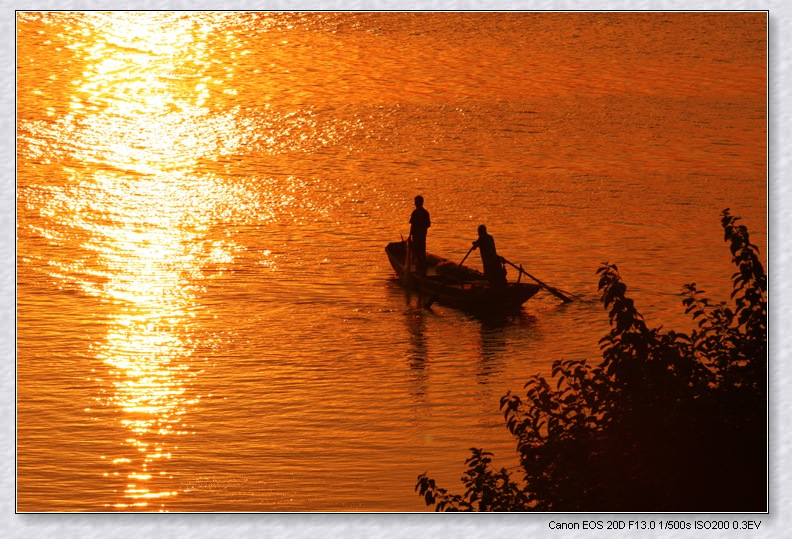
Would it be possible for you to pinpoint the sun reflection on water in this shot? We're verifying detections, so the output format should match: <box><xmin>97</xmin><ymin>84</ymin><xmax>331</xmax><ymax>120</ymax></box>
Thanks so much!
<box><xmin>24</xmin><ymin>12</ymin><xmax>246</xmax><ymax>511</ymax></box>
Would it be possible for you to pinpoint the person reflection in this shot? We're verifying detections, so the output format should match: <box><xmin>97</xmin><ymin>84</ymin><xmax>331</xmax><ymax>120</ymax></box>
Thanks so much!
<box><xmin>471</xmin><ymin>313</ymin><xmax>508</xmax><ymax>384</ymax></box>
<box><xmin>408</xmin><ymin>195</ymin><xmax>431</xmax><ymax>276</ymax></box>
<box><xmin>405</xmin><ymin>308</ymin><xmax>428</xmax><ymax>401</ymax></box>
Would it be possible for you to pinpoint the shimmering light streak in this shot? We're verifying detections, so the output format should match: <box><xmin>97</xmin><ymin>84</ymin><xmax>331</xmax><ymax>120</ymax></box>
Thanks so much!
<box><xmin>23</xmin><ymin>12</ymin><xmax>245</xmax><ymax>510</ymax></box>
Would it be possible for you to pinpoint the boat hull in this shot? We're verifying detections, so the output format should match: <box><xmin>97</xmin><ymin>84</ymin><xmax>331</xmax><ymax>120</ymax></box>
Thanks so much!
<box><xmin>385</xmin><ymin>241</ymin><xmax>540</xmax><ymax>313</ymax></box>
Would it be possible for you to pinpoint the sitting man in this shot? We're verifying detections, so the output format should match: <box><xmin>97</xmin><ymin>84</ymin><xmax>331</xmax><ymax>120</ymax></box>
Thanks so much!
<box><xmin>472</xmin><ymin>224</ymin><xmax>507</xmax><ymax>287</ymax></box>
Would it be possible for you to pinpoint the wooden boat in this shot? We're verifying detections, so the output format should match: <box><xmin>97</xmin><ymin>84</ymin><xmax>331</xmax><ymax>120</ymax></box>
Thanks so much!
<box><xmin>385</xmin><ymin>240</ymin><xmax>541</xmax><ymax>313</ymax></box>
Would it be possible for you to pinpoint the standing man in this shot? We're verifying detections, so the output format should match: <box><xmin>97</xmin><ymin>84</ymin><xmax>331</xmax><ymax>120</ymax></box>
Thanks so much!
<box><xmin>409</xmin><ymin>195</ymin><xmax>431</xmax><ymax>276</ymax></box>
<box><xmin>473</xmin><ymin>224</ymin><xmax>507</xmax><ymax>286</ymax></box>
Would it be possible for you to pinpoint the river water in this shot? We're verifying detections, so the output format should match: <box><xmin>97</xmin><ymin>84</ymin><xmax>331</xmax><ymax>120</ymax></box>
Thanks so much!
<box><xmin>16</xmin><ymin>11</ymin><xmax>766</xmax><ymax>512</ymax></box>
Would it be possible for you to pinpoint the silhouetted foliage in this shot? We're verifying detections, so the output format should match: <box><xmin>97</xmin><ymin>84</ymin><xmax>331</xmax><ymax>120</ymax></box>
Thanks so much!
<box><xmin>417</xmin><ymin>210</ymin><xmax>766</xmax><ymax>512</ymax></box>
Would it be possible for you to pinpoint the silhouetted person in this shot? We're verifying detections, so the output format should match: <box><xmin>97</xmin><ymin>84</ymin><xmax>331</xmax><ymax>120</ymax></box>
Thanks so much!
<box><xmin>409</xmin><ymin>195</ymin><xmax>431</xmax><ymax>275</ymax></box>
<box><xmin>473</xmin><ymin>224</ymin><xmax>507</xmax><ymax>287</ymax></box>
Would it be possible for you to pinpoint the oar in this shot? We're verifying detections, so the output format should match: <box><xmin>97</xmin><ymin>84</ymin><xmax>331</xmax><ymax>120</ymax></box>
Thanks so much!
<box><xmin>424</xmin><ymin>246</ymin><xmax>475</xmax><ymax>309</ymax></box>
<box><xmin>502</xmin><ymin>258</ymin><xmax>574</xmax><ymax>303</ymax></box>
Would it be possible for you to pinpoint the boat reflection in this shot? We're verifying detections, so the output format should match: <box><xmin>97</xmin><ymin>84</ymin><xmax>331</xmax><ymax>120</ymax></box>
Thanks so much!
<box><xmin>389</xmin><ymin>272</ymin><xmax>539</xmax><ymax>389</ymax></box>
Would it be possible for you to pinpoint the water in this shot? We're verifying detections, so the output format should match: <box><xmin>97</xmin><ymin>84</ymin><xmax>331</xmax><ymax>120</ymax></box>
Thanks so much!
<box><xmin>16</xmin><ymin>12</ymin><xmax>766</xmax><ymax>512</ymax></box>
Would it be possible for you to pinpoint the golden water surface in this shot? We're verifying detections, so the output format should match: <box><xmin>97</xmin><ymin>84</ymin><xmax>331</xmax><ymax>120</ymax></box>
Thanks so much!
<box><xmin>17</xmin><ymin>12</ymin><xmax>766</xmax><ymax>511</ymax></box>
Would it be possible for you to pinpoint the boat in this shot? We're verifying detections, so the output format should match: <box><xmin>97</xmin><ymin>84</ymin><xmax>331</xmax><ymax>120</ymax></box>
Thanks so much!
<box><xmin>385</xmin><ymin>240</ymin><xmax>542</xmax><ymax>313</ymax></box>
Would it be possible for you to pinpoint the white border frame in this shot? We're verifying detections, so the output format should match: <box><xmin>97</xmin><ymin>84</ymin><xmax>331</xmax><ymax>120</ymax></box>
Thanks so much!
<box><xmin>6</xmin><ymin>2</ymin><xmax>785</xmax><ymax>538</ymax></box>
